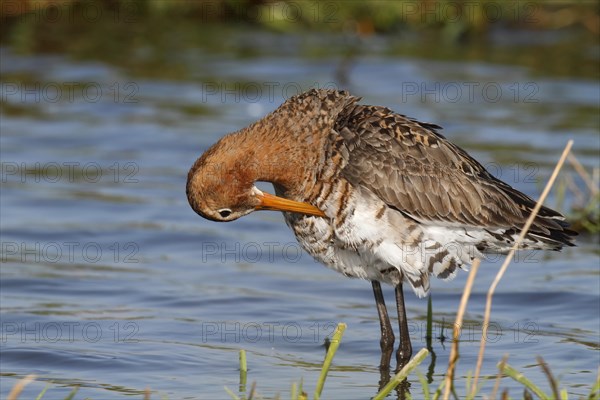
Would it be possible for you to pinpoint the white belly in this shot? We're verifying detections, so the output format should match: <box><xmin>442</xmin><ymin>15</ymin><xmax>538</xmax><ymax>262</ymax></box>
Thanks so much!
<box><xmin>285</xmin><ymin>187</ymin><xmax>483</xmax><ymax>298</ymax></box>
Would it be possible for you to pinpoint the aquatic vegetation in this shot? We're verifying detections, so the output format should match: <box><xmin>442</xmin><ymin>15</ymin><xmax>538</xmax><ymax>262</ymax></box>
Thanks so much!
<box><xmin>560</xmin><ymin>154</ymin><xmax>600</xmax><ymax>234</ymax></box>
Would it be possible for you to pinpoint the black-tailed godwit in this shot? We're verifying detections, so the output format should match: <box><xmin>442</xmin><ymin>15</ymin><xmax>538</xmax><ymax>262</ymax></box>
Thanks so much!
<box><xmin>186</xmin><ymin>89</ymin><xmax>575</xmax><ymax>368</ymax></box>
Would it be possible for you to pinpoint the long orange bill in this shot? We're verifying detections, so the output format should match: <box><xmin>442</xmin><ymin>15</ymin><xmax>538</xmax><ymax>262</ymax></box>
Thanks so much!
<box><xmin>256</xmin><ymin>192</ymin><xmax>326</xmax><ymax>217</ymax></box>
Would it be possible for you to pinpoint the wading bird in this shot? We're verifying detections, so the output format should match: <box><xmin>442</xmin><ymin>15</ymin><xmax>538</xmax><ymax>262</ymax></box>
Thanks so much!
<box><xmin>186</xmin><ymin>89</ymin><xmax>575</xmax><ymax>369</ymax></box>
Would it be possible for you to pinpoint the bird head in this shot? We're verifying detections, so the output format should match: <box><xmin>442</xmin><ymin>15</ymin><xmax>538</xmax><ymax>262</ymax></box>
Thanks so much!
<box><xmin>186</xmin><ymin>137</ymin><xmax>325</xmax><ymax>222</ymax></box>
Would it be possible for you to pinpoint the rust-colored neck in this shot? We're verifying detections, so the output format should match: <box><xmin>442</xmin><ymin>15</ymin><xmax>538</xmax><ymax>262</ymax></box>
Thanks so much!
<box><xmin>226</xmin><ymin>117</ymin><xmax>317</xmax><ymax>198</ymax></box>
<box><xmin>193</xmin><ymin>90</ymin><xmax>359</xmax><ymax>202</ymax></box>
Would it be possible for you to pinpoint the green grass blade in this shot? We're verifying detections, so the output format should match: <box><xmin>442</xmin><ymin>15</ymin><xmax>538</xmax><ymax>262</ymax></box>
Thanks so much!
<box><xmin>239</xmin><ymin>349</ymin><xmax>248</xmax><ymax>393</ymax></box>
<box><xmin>298</xmin><ymin>377</ymin><xmax>305</xmax><ymax>400</ymax></box>
<box><xmin>34</xmin><ymin>384</ymin><xmax>50</xmax><ymax>400</ymax></box>
<box><xmin>432</xmin><ymin>379</ymin><xmax>445</xmax><ymax>400</ymax></box>
<box><xmin>589</xmin><ymin>372</ymin><xmax>600</xmax><ymax>399</ymax></box>
<box><xmin>290</xmin><ymin>382</ymin><xmax>297</xmax><ymax>400</ymax></box>
<box><xmin>224</xmin><ymin>386</ymin><xmax>241</xmax><ymax>400</ymax></box>
<box><xmin>464</xmin><ymin>369</ymin><xmax>473</xmax><ymax>399</ymax></box>
<box><xmin>373</xmin><ymin>348</ymin><xmax>429</xmax><ymax>400</ymax></box>
<box><xmin>499</xmin><ymin>362</ymin><xmax>550</xmax><ymax>400</ymax></box>
<box><xmin>314</xmin><ymin>322</ymin><xmax>346</xmax><ymax>400</ymax></box>
<box><xmin>416</xmin><ymin>370</ymin><xmax>431</xmax><ymax>400</ymax></box>
<box><xmin>247</xmin><ymin>381</ymin><xmax>256</xmax><ymax>400</ymax></box>
<box><xmin>64</xmin><ymin>387</ymin><xmax>79</xmax><ymax>400</ymax></box>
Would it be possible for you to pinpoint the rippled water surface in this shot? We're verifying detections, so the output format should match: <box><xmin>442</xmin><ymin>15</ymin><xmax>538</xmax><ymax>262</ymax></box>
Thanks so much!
<box><xmin>1</xmin><ymin>25</ymin><xmax>599</xmax><ymax>400</ymax></box>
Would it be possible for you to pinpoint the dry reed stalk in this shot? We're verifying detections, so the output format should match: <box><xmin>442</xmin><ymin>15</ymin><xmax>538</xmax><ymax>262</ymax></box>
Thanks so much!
<box><xmin>490</xmin><ymin>355</ymin><xmax>509</xmax><ymax>400</ymax></box>
<box><xmin>469</xmin><ymin>140</ymin><xmax>573</xmax><ymax>397</ymax></box>
<box><xmin>7</xmin><ymin>375</ymin><xmax>36</xmax><ymax>400</ymax></box>
<box><xmin>442</xmin><ymin>258</ymin><xmax>481</xmax><ymax>400</ymax></box>
<box><xmin>568</xmin><ymin>152</ymin><xmax>598</xmax><ymax>195</ymax></box>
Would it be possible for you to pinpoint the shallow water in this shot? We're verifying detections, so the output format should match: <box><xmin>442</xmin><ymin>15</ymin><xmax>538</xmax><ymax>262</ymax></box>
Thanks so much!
<box><xmin>1</xmin><ymin>26</ymin><xmax>599</xmax><ymax>399</ymax></box>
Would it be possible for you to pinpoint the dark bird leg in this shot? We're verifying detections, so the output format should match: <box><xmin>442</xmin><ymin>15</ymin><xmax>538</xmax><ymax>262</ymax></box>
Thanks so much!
<box><xmin>372</xmin><ymin>281</ymin><xmax>394</xmax><ymax>372</ymax></box>
<box><xmin>395</xmin><ymin>282</ymin><xmax>413</xmax><ymax>368</ymax></box>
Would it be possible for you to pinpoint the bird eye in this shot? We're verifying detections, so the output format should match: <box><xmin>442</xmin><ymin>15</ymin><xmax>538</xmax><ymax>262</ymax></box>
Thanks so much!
<box><xmin>218</xmin><ymin>209</ymin><xmax>232</xmax><ymax>218</ymax></box>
